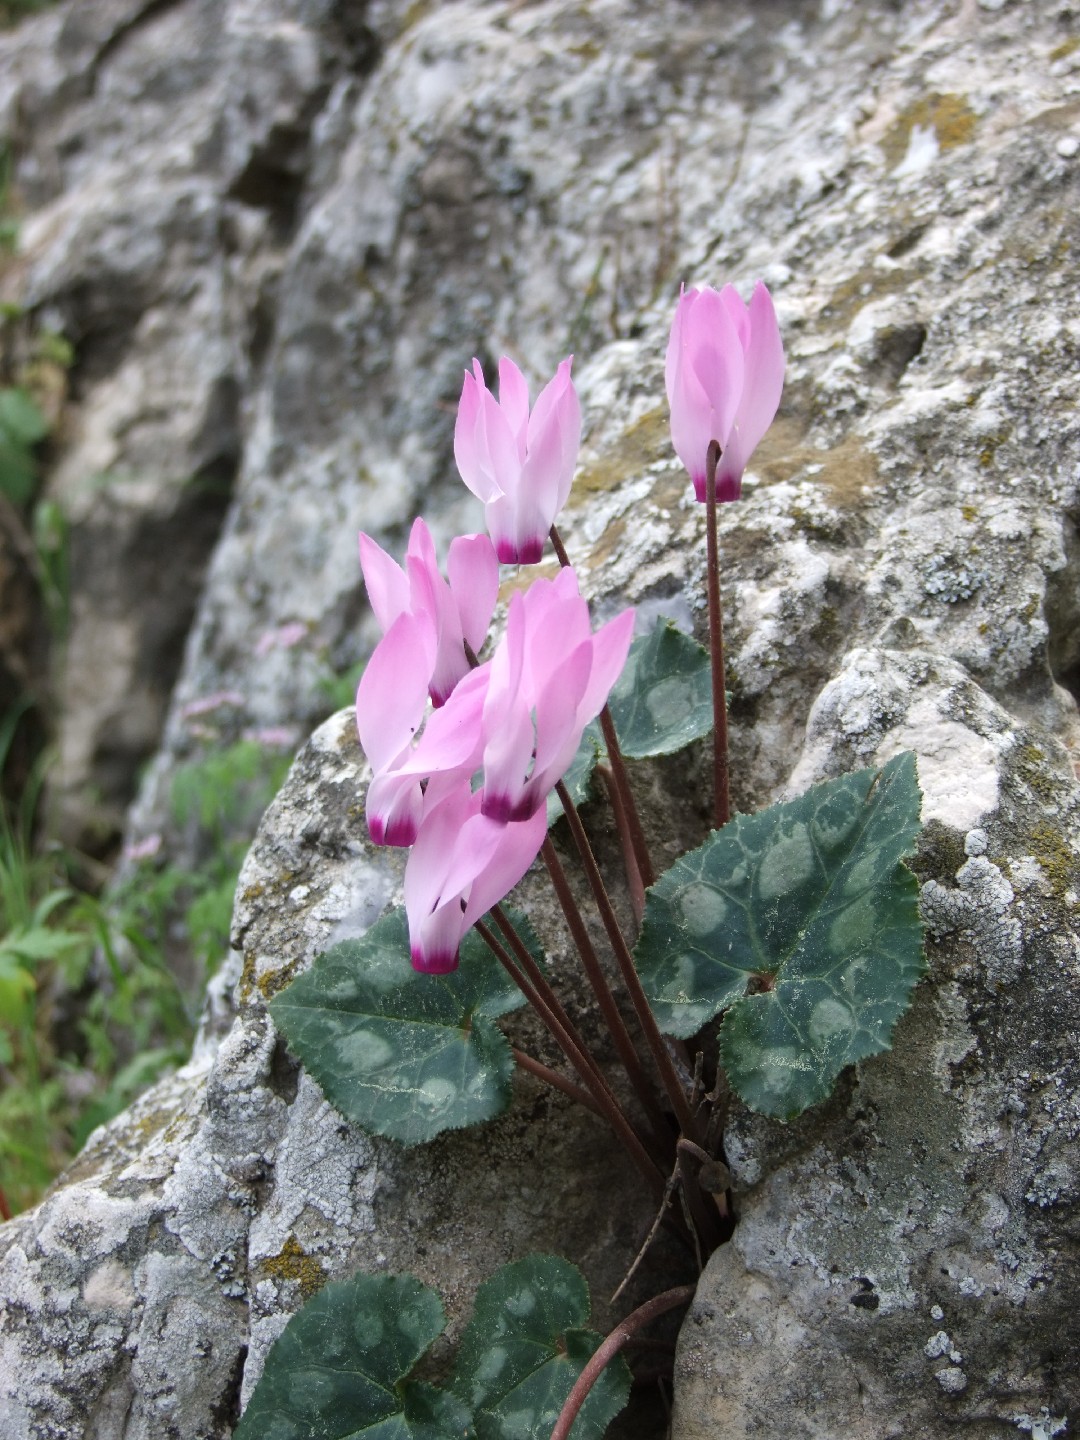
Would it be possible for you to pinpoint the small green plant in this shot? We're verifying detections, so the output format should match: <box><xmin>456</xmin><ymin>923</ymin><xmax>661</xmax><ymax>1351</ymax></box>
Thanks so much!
<box><xmin>0</xmin><ymin>745</ymin><xmax>192</xmax><ymax>1217</ymax></box>
<box><xmin>114</xmin><ymin>737</ymin><xmax>294</xmax><ymax>987</ymax></box>
<box><xmin>244</xmin><ymin>284</ymin><xmax>927</xmax><ymax>1436</ymax></box>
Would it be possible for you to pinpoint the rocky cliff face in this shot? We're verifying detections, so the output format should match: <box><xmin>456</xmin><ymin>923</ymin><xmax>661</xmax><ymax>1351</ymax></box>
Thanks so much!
<box><xmin>1</xmin><ymin>0</ymin><xmax>1079</xmax><ymax>1437</ymax></box>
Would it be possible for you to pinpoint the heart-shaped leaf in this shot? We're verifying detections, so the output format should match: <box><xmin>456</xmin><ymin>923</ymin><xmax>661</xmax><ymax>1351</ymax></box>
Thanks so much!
<box><xmin>548</xmin><ymin>620</ymin><xmax>713</xmax><ymax>827</ymax></box>
<box><xmin>452</xmin><ymin>1255</ymin><xmax>630</xmax><ymax>1440</ymax></box>
<box><xmin>635</xmin><ymin>751</ymin><xmax>925</xmax><ymax>1118</ymax></box>
<box><xmin>270</xmin><ymin>908</ymin><xmax>536</xmax><ymax>1144</ymax></box>
<box><xmin>233</xmin><ymin>1271</ymin><xmax>468</xmax><ymax>1440</ymax></box>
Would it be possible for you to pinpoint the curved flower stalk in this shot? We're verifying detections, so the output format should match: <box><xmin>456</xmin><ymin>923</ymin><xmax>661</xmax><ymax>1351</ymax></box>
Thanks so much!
<box><xmin>666</xmin><ymin>281</ymin><xmax>784</xmax><ymax>502</ymax></box>
<box><xmin>454</xmin><ymin>355</ymin><xmax>581</xmax><ymax>564</ymax></box>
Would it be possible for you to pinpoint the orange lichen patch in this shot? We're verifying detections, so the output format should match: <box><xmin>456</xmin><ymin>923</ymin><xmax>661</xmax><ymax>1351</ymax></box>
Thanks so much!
<box><xmin>257</xmin><ymin>964</ymin><xmax>298</xmax><ymax>1001</ymax></box>
<box><xmin>262</xmin><ymin>1235</ymin><xmax>326</xmax><ymax>1299</ymax></box>
<box><xmin>882</xmin><ymin>93</ymin><xmax>976</xmax><ymax>167</ymax></box>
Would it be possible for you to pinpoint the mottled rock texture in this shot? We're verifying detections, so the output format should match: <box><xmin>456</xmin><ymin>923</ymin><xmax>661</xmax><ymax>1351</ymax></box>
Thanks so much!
<box><xmin>1</xmin><ymin>0</ymin><xmax>1080</xmax><ymax>1437</ymax></box>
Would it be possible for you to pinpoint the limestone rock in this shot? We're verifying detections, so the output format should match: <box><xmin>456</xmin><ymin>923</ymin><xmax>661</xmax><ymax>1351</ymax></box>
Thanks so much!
<box><xmin>0</xmin><ymin>0</ymin><xmax>1079</xmax><ymax>1437</ymax></box>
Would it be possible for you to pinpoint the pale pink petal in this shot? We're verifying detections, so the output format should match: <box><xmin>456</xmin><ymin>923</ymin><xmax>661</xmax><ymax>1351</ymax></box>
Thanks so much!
<box><xmin>480</xmin><ymin>693</ymin><xmax>536</xmax><ymax>822</ymax></box>
<box><xmin>397</xmin><ymin>664</ymin><xmax>488</xmax><ymax>777</ymax></box>
<box><xmin>447</xmin><ymin>533</ymin><xmax>499</xmax><ymax>653</ymax></box>
<box><xmin>665</xmin><ymin>286</ymin><xmax>696</xmax><ymax>406</ymax></box>
<box><xmin>497</xmin><ymin>357</ymin><xmax>531</xmax><ymax>459</ymax></box>
<box><xmin>365</xmin><ymin>768</ymin><xmax>424</xmax><ymax>847</ymax></box>
<box><xmin>577</xmin><ymin>607</ymin><xmax>636</xmax><ymax>724</ymax></box>
<box><xmin>359</xmin><ymin>532</ymin><xmax>411</xmax><ymax>635</ymax></box>
<box><xmin>527</xmin><ymin>641</ymin><xmax>593</xmax><ymax>793</ymax></box>
<box><xmin>477</xmin><ymin>387</ymin><xmax>522</xmax><ymax>501</ymax></box>
<box><xmin>355</xmin><ymin>611</ymin><xmax>434</xmax><ymax>770</ymax></box>
<box><xmin>684</xmin><ymin>286</ymin><xmax>744</xmax><ymax>446</ymax></box>
<box><xmin>719</xmin><ymin>281</ymin><xmax>785</xmax><ymax>491</ymax></box>
<box><xmin>462</xmin><ymin>805</ymin><xmax>547</xmax><ymax>926</ymax></box>
<box><xmin>718</xmin><ymin>283</ymin><xmax>751</xmax><ymax>350</ymax></box>
<box><xmin>454</xmin><ymin>366</ymin><xmax>502</xmax><ymax>503</ymax></box>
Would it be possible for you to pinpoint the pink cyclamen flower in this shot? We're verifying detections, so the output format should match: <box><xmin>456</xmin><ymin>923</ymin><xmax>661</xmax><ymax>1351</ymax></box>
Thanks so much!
<box><xmin>404</xmin><ymin>777</ymin><xmax>548</xmax><ymax>973</ymax></box>
<box><xmin>665</xmin><ymin>281</ymin><xmax>784</xmax><ymax>503</ymax></box>
<box><xmin>359</xmin><ymin>517</ymin><xmax>499</xmax><ymax>707</ymax></box>
<box><xmin>355</xmin><ymin>518</ymin><xmax>496</xmax><ymax>847</ymax></box>
<box><xmin>480</xmin><ymin>567</ymin><xmax>635</xmax><ymax>823</ymax></box>
<box><xmin>454</xmin><ymin>355</ymin><xmax>581</xmax><ymax>564</ymax></box>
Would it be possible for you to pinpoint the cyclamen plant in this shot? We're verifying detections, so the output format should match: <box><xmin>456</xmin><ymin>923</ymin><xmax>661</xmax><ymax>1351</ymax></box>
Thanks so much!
<box><xmin>237</xmin><ymin>285</ymin><xmax>926</xmax><ymax>1440</ymax></box>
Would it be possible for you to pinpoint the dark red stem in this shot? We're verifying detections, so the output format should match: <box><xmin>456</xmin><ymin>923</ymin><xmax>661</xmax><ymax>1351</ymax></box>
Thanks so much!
<box><xmin>548</xmin><ymin>1285</ymin><xmax>697</xmax><ymax>1440</ymax></box>
<box><xmin>554</xmin><ymin>779</ymin><xmax>700</xmax><ymax>1143</ymax></box>
<box><xmin>704</xmin><ymin>440</ymin><xmax>730</xmax><ymax>829</ymax></box>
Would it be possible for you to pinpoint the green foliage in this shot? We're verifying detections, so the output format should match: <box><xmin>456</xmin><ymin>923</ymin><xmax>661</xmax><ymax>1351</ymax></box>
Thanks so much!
<box><xmin>235</xmin><ymin>1255</ymin><xmax>628</xmax><ymax>1440</ymax></box>
<box><xmin>233</xmin><ymin>1271</ymin><xmax>461</xmax><ymax>1440</ymax></box>
<box><xmin>547</xmin><ymin>619</ymin><xmax>713</xmax><ymax>825</ymax></box>
<box><xmin>0</xmin><ymin>1</ymin><xmax>59</xmax><ymax>31</ymax></box>
<box><xmin>0</xmin><ymin>773</ymin><xmax>191</xmax><ymax>1213</ymax></box>
<box><xmin>113</xmin><ymin>738</ymin><xmax>294</xmax><ymax>985</ymax></box>
<box><xmin>0</xmin><ymin>386</ymin><xmax>48</xmax><ymax>504</ymax></box>
<box><xmin>270</xmin><ymin>909</ymin><xmax>533</xmax><ymax>1145</ymax></box>
<box><xmin>607</xmin><ymin>620</ymin><xmax>713</xmax><ymax>759</ymax></box>
<box><xmin>452</xmin><ymin>1255</ymin><xmax>630</xmax><ymax>1440</ymax></box>
<box><xmin>635</xmin><ymin>752</ymin><xmax>925</xmax><ymax>1118</ymax></box>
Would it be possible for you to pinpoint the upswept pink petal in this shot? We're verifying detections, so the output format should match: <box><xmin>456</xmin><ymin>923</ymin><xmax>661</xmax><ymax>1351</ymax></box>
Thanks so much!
<box><xmin>355</xmin><ymin>610</ymin><xmax>434</xmax><ymax>770</ymax></box>
<box><xmin>525</xmin><ymin>641</ymin><xmax>594</xmax><ymax>807</ymax></box>
<box><xmin>454</xmin><ymin>355</ymin><xmax>581</xmax><ymax>563</ymax></box>
<box><xmin>497</xmin><ymin>357</ymin><xmax>531</xmax><ymax>458</ymax></box>
<box><xmin>665</xmin><ymin>286</ymin><xmax>696</xmax><ymax>407</ymax></box>
<box><xmin>447</xmin><ymin>533</ymin><xmax>499</xmax><ymax>653</ymax></box>
<box><xmin>718</xmin><ymin>283</ymin><xmax>751</xmax><ymax>350</ymax></box>
<box><xmin>480</xmin><ymin>697</ymin><xmax>536</xmax><ymax>822</ymax></box>
<box><xmin>359</xmin><ymin>532</ymin><xmax>411</xmax><ymax>635</ymax></box>
<box><xmin>576</xmin><ymin>607</ymin><xmax>636</xmax><ymax>724</ymax></box>
<box><xmin>718</xmin><ymin>281</ymin><xmax>785</xmax><ymax>489</ymax></box>
<box><xmin>454</xmin><ymin>367</ymin><xmax>501</xmax><ymax>503</ymax></box>
<box><xmin>478</xmin><ymin>386</ymin><xmax>521</xmax><ymax>499</ymax></box>
<box><xmin>404</xmin><ymin>781</ymin><xmax>537</xmax><ymax>973</ymax></box>
<box><xmin>683</xmin><ymin>286</ymin><xmax>744</xmax><ymax>447</ymax></box>
<box><xmin>396</xmin><ymin>664</ymin><xmax>489</xmax><ymax>777</ymax></box>
<box><xmin>666</xmin><ymin>279</ymin><xmax>784</xmax><ymax>503</ymax></box>
<box><xmin>461</xmin><ymin>804</ymin><xmax>547</xmax><ymax>927</ymax></box>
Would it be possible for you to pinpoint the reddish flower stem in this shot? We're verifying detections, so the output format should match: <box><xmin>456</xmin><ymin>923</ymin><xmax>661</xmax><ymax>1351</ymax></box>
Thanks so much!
<box><xmin>475</xmin><ymin>917</ymin><xmax>665</xmax><ymax>1198</ymax></box>
<box><xmin>704</xmin><ymin>440</ymin><xmax>730</xmax><ymax>829</ymax></box>
<box><xmin>596</xmin><ymin>763</ymin><xmax>645</xmax><ymax>924</ymax></box>
<box><xmin>549</xmin><ymin>522</ymin><xmax>656</xmax><ymax>891</ymax></box>
<box><xmin>548</xmin><ymin>1285</ymin><xmax>697</xmax><ymax>1440</ymax></box>
<box><xmin>512</xmin><ymin>1048</ymin><xmax>602</xmax><ymax>1116</ymax></box>
<box><xmin>541</xmin><ymin>839</ymin><xmax>670</xmax><ymax>1151</ymax></box>
<box><xmin>554</xmin><ymin>779</ymin><xmax>701</xmax><ymax>1144</ymax></box>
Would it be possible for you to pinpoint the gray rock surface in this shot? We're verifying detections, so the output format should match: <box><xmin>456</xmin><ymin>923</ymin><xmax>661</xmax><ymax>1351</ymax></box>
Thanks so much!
<box><xmin>0</xmin><ymin>0</ymin><xmax>1079</xmax><ymax>1437</ymax></box>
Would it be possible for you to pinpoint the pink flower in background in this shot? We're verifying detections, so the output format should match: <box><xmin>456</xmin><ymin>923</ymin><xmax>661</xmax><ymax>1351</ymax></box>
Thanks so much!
<box><xmin>359</xmin><ymin>518</ymin><xmax>498</xmax><ymax>706</ymax></box>
<box><xmin>122</xmin><ymin>832</ymin><xmax>162</xmax><ymax>863</ymax></box>
<box><xmin>179</xmin><ymin>690</ymin><xmax>245</xmax><ymax>720</ymax></box>
<box><xmin>480</xmin><ymin>567</ymin><xmax>634</xmax><ymax>823</ymax></box>
<box><xmin>403</xmin><ymin>778</ymin><xmax>547</xmax><ymax>973</ymax></box>
<box><xmin>454</xmin><ymin>355</ymin><xmax>581</xmax><ymax>564</ymax></box>
<box><xmin>666</xmin><ymin>281</ymin><xmax>784</xmax><ymax>503</ymax></box>
<box><xmin>255</xmin><ymin>621</ymin><xmax>309</xmax><ymax>657</ymax></box>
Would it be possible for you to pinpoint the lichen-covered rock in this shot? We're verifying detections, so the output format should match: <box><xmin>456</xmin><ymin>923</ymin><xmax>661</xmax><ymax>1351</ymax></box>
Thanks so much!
<box><xmin>1</xmin><ymin>0</ymin><xmax>1080</xmax><ymax>1436</ymax></box>
<box><xmin>0</xmin><ymin>711</ymin><xmax>664</xmax><ymax>1438</ymax></box>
